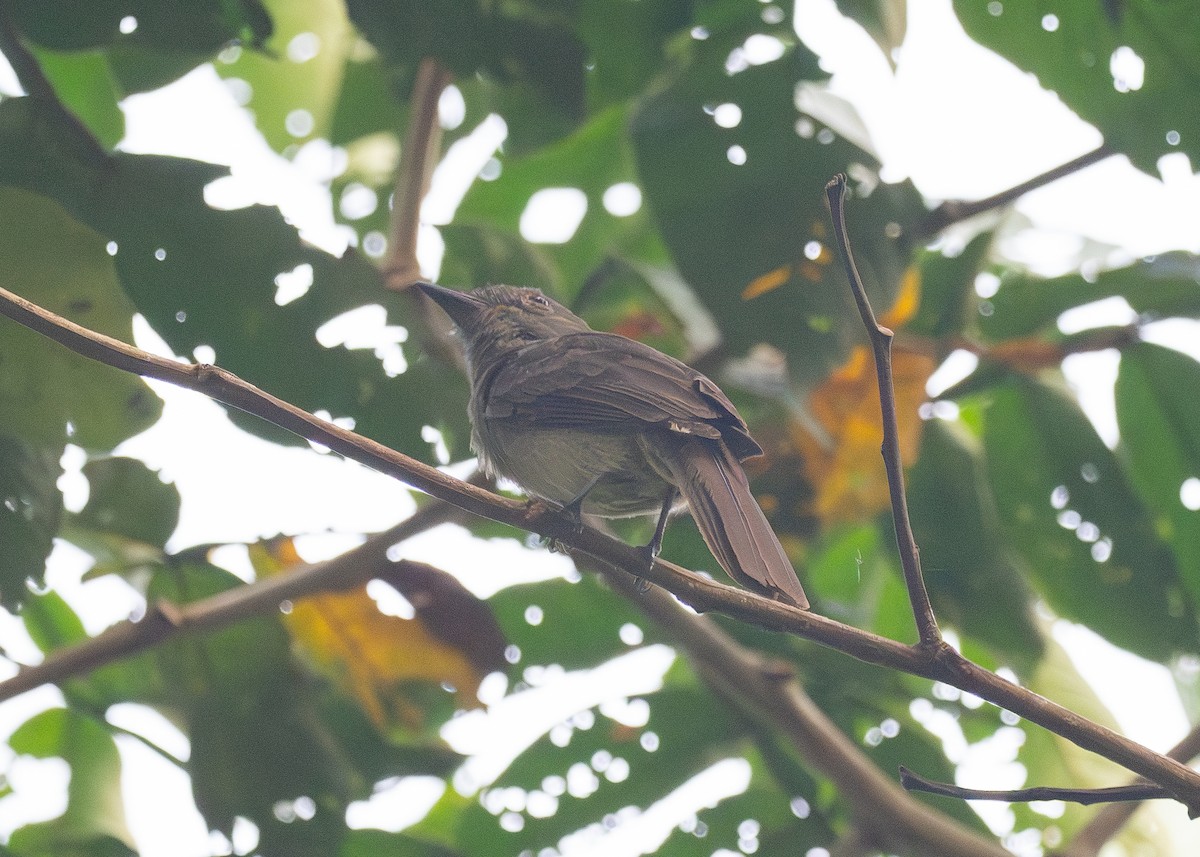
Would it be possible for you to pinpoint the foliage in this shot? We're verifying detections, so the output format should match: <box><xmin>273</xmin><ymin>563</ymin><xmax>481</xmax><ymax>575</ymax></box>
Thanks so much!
<box><xmin>1</xmin><ymin>1</ymin><xmax>1199</xmax><ymax>856</ymax></box>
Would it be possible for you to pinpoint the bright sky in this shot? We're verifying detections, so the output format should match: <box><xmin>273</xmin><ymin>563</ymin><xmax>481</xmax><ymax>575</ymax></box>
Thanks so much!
<box><xmin>2</xmin><ymin>1</ymin><xmax>1200</xmax><ymax>855</ymax></box>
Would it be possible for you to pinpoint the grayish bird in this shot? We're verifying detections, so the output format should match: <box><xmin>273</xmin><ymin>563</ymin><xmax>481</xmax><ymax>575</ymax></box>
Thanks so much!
<box><xmin>418</xmin><ymin>282</ymin><xmax>809</xmax><ymax>609</ymax></box>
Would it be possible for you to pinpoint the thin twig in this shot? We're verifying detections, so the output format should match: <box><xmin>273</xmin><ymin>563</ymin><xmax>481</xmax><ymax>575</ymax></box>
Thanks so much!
<box><xmin>3</xmin><ymin>284</ymin><xmax>1200</xmax><ymax>812</ymax></box>
<box><xmin>825</xmin><ymin>175</ymin><xmax>941</xmax><ymax>647</ymax></box>
<box><xmin>899</xmin><ymin>766</ymin><xmax>1168</xmax><ymax>806</ymax></box>
<box><xmin>385</xmin><ymin>56</ymin><xmax>453</xmax><ymax>292</ymax></box>
<box><xmin>919</xmin><ymin>145</ymin><xmax>1114</xmax><ymax>238</ymax></box>
<box><xmin>1061</xmin><ymin>723</ymin><xmax>1200</xmax><ymax>857</ymax></box>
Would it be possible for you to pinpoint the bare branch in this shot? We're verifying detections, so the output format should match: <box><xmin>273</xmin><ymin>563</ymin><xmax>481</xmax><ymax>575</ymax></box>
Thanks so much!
<box><xmin>899</xmin><ymin>766</ymin><xmax>1168</xmax><ymax>806</ymax></box>
<box><xmin>3</xmin><ymin>282</ymin><xmax>1200</xmax><ymax>812</ymax></box>
<box><xmin>919</xmin><ymin>145</ymin><xmax>1114</xmax><ymax>238</ymax></box>
<box><xmin>825</xmin><ymin>175</ymin><xmax>941</xmax><ymax>647</ymax></box>
<box><xmin>600</xmin><ymin>565</ymin><xmax>1014</xmax><ymax>857</ymax></box>
<box><xmin>0</xmin><ymin>501</ymin><xmax>465</xmax><ymax>703</ymax></box>
<box><xmin>385</xmin><ymin>56</ymin><xmax>453</xmax><ymax>292</ymax></box>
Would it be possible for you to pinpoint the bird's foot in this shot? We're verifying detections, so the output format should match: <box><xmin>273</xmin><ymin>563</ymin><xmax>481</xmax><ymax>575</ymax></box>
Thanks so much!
<box><xmin>558</xmin><ymin>495</ymin><xmax>586</xmax><ymax>534</ymax></box>
<box><xmin>632</xmin><ymin>541</ymin><xmax>661</xmax><ymax>595</ymax></box>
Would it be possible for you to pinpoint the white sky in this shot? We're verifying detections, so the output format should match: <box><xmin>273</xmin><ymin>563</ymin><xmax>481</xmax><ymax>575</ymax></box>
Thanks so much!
<box><xmin>2</xmin><ymin>1</ymin><xmax>1200</xmax><ymax>854</ymax></box>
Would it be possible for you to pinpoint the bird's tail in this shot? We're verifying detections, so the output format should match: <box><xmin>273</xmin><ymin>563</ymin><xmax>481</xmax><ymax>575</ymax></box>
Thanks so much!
<box><xmin>653</xmin><ymin>435</ymin><xmax>809</xmax><ymax>609</ymax></box>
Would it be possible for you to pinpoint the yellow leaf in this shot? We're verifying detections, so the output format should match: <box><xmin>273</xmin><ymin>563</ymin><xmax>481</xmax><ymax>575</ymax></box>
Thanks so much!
<box><xmin>881</xmin><ymin>265</ymin><xmax>921</xmax><ymax>329</ymax></box>
<box><xmin>794</xmin><ymin>344</ymin><xmax>935</xmax><ymax>526</ymax></box>
<box><xmin>250</xmin><ymin>539</ymin><xmax>502</xmax><ymax>732</ymax></box>
<box><xmin>742</xmin><ymin>265</ymin><xmax>792</xmax><ymax>300</ymax></box>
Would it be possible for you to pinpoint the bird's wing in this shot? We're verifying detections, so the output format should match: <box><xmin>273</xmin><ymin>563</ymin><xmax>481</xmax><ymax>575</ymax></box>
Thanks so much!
<box><xmin>482</xmin><ymin>332</ymin><xmax>762</xmax><ymax>459</ymax></box>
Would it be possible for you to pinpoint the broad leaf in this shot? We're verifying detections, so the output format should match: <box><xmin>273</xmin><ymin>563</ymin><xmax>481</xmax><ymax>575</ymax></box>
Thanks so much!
<box><xmin>955</xmin><ymin>0</ymin><xmax>1200</xmax><ymax>175</ymax></box>
<box><xmin>980</xmin><ymin>253</ymin><xmax>1200</xmax><ymax>342</ymax></box>
<box><xmin>7</xmin><ymin>708</ymin><xmax>133</xmax><ymax>855</ymax></box>
<box><xmin>0</xmin><ymin>186</ymin><xmax>162</xmax><ymax>452</ymax></box>
<box><xmin>908</xmin><ymin>418</ymin><xmax>1043</xmax><ymax>668</ymax></box>
<box><xmin>0</xmin><ymin>436</ymin><xmax>61</xmax><ymax>609</ymax></box>
<box><xmin>1116</xmin><ymin>343</ymin><xmax>1200</xmax><ymax>604</ymax></box>
<box><xmin>981</xmin><ymin>377</ymin><xmax>1196</xmax><ymax>659</ymax></box>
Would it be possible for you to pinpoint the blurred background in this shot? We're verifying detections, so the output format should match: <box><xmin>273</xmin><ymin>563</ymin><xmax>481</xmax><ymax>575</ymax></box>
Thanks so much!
<box><xmin>2</xmin><ymin>0</ymin><xmax>1200</xmax><ymax>855</ymax></box>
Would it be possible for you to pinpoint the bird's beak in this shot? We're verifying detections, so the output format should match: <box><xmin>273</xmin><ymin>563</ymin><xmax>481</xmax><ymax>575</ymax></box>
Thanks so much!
<box><xmin>416</xmin><ymin>282</ymin><xmax>486</xmax><ymax>330</ymax></box>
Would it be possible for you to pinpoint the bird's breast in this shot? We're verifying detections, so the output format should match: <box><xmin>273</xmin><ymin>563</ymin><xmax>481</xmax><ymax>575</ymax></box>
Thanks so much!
<box><xmin>470</xmin><ymin>419</ymin><xmax>674</xmax><ymax>518</ymax></box>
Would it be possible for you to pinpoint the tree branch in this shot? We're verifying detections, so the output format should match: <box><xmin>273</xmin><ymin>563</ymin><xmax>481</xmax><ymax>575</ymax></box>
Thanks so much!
<box><xmin>1062</xmin><ymin>723</ymin><xmax>1200</xmax><ymax>857</ymax></box>
<box><xmin>898</xmin><ymin>766</ymin><xmax>1168</xmax><ymax>806</ymax></box>
<box><xmin>598</xmin><ymin>564</ymin><xmax>1014</xmax><ymax>857</ymax></box>
<box><xmin>3</xmin><ymin>282</ymin><xmax>1200</xmax><ymax>813</ymax></box>
<box><xmin>826</xmin><ymin>175</ymin><xmax>941</xmax><ymax>647</ymax></box>
<box><xmin>0</xmin><ymin>501</ymin><xmax>466</xmax><ymax>703</ymax></box>
<box><xmin>385</xmin><ymin>56</ymin><xmax>453</xmax><ymax>292</ymax></box>
<box><xmin>919</xmin><ymin>145</ymin><xmax>1114</xmax><ymax>238</ymax></box>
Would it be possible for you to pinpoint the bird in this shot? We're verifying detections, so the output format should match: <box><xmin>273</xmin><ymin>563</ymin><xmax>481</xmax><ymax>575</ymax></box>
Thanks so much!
<box><xmin>418</xmin><ymin>282</ymin><xmax>809</xmax><ymax>609</ymax></box>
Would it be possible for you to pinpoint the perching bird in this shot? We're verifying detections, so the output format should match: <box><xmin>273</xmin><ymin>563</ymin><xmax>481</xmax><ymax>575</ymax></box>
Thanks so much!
<box><xmin>418</xmin><ymin>282</ymin><xmax>809</xmax><ymax>609</ymax></box>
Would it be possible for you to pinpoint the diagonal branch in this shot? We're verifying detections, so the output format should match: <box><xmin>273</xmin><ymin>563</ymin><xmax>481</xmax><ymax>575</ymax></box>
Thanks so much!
<box><xmin>3</xmin><ymin>282</ymin><xmax>1200</xmax><ymax>813</ymax></box>
<box><xmin>1062</xmin><ymin>723</ymin><xmax>1200</xmax><ymax>857</ymax></box>
<box><xmin>918</xmin><ymin>145</ymin><xmax>1114</xmax><ymax>238</ymax></box>
<box><xmin>0</xmin><ymin>502</ymin><xmax>466</xmax><ymax>703</ymax></box>
<box><xmin>596</xmin><ymin>562</ymin><xmax>1013</xmax><ymax>857</ymax></box>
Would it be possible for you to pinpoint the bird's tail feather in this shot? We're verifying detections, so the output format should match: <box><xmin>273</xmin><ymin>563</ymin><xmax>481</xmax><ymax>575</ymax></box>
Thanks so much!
<box><xmin>655</xmin><ymin>436</ymin><xmax>809</xmax><ymax>609</ymax></box>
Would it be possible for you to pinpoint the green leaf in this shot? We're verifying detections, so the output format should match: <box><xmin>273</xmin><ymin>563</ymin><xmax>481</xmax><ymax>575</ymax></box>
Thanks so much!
<box><xmin>0</xmin><ymin>97</ymin><xmax>467</xmax><ymax>460</ymax></box>
<box><xmin>1116</xmin><ymin>343</ymin><xmax>1200</xmax><ymax>604</ymax></box>
<box><xmin>19</xmin><ymin>590</ymin><xmax>164</xmax><ymax>710</ymax></box>
<box><xmin>7</xmin><ymin>708</ymin><xmax>133</xmax><ymax>855</ymax></box>
<box><xmin>214</xmin><ymin>0</ymin><xmax>356</xmax><ymax>152</ymax></box>
<box><xmin>576</xmin><ymin>0</ymin><xmax>692</xmax><ymax>108</ymax></box>
<box><xmin>455</xmin><ymin>106</ymin><xmax>648</xmax><ymax>301</ymax></box>
<box><xmin>346</xmin><ymin>0</ymin><xmax>587</xmax><ymax>149</ymax></box>
<box><xmin>6</xmin><ymin>0</ymin><xmax>271</xmax><ymax>52</ymax></box>
<box><xmin>74</xmin><ymin>457</ymin><xmax>180</xmax><ymax>548</ymax></box>
<box><xmin>21</xmin><ymin>589</ymin><xmax>88</xmax><ymax>653</ymax></box>
<box><xmin>954</xmin><ymin>0</ymin><xmax>1200</xmax><ymax>175</ymax></box>
<box><xmin>981</xmin><ymin>377</ymin><xmax>1196</xmax><ymax>659</ymax></box>
<box><xmin>488</xmin><ymin>576</ymin><xmax>655</xmax><ymax>672</ymax></box>
<box><xmin>0</xmin><ymin>186</ymin><xmax>162</xmax><ymax>452</ymax></box>
<box><xmin>980</xmin><ymin>253</ymin><xmax>1200</xmax><ymax>341</ymax></box>
<box><xmin>31</xmin><ymin>49</ymin><xmax>124</xmax><ymax>148</ymax></box>
<box><xmin>340</xmin><ymin>829</ymin><xmax>464</xmax><ymax>857</ymax></box>
<box><xmin>909</xmin><ymin>230</ymin><xmax>992</xmax><ymax>339</ymax></box>
<box><xmin>145</xmin><ymin>562</ymin><xmax>355</xmax><ymax>835</ymax></box>
<box><xmin>630</xmin><ymin>39</ymin><xmax>926</xmax><ymax>383</ymax></box>
<box><xmin>0</xmin><ymin>435</ymin><xmax>62</xmax><ymax>610</ymax></box>
<box><xmin>453</xmin><ymin>682</ymin><xmax>760</xmax><ymax>855</ymax></box>
<box><xmin>907</xmin><ymin>418</ymin><xmax>1043</xmax><ymax>668</ymax></box>
<box><xmin>833</xmin><ymin>0</ymin><xmax>907</xmax><ymax>67</ymax></box>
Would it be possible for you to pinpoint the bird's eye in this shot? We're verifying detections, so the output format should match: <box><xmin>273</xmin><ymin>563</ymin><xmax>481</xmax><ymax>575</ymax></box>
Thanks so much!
<box><xmin>529</xmin><ymin>294</ymin><xmax>551</xmax><ymax>309</ymax></box>
<box><xmin>516</xmin><ymin>330</ymin><xmax>540</xmax><ymax>342</ymax></box>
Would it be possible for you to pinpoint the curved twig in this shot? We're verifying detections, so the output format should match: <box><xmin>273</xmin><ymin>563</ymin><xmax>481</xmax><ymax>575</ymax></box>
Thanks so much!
<box><xmin>826</xmin><ymin>175</ymin><xmax>940</xmax><ymax>647</ymax></box>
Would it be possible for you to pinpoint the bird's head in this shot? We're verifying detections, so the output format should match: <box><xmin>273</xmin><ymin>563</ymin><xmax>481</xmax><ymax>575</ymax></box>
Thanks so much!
<box><xmin>417</xmin><ymin>283</ymin><xmax>590</xmax><ymax>367</ymax></box>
